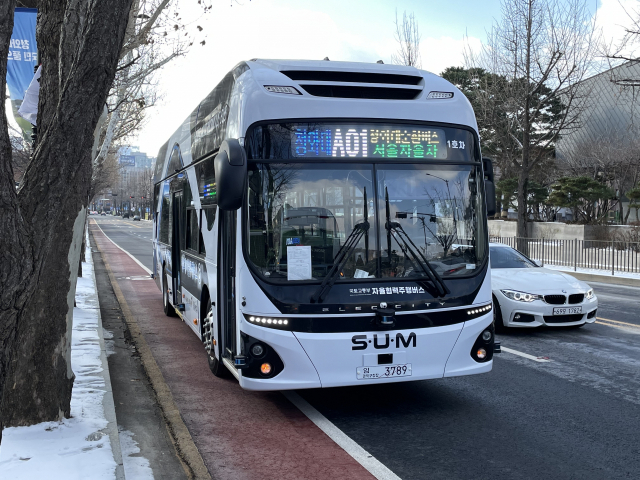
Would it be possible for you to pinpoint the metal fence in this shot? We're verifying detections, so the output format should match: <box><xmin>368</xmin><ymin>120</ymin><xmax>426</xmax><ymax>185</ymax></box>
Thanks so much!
<box><xmin>490</xmin><ymin>237</ymin><xmax>640</xmax><ymax>275</ymax></box>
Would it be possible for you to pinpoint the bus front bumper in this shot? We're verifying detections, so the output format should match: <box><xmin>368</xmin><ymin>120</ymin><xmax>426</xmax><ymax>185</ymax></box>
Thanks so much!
<box><xmin>238</xmin><ymin>313</ymin><xmax>494</xmax><ymax>391</ymax></box>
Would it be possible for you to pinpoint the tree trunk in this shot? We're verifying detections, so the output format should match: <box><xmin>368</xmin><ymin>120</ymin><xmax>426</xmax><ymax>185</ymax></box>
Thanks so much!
<box><xmin>0</xmin><ymin>0</ymin><xmax>19</xmax><ymax>443</ymax></box>
<box><xmin>517</xmin><ymin>0</ymin><xmax>533</xmax><ymax>248</ymax></box>
<box><xmin>516</xmin><ymin>170</ymin><xmax>529</xmax><ymax>253</ymax></box>
<box><xmin>1</xmin><ymin>0</ymin><xmax>133</xmax><ymax>433</ymax></box>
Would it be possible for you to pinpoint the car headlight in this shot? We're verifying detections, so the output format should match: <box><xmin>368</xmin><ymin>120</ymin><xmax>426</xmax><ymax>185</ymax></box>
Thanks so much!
<box><xmin>500</xmin><ymin>289</ymin><xmax>541</xmax><ymax>302</ymax></box>
<box><xmin>585</xmin><ymin>289</ymin><xmax>595</xmax><ymax>300</ymax></box>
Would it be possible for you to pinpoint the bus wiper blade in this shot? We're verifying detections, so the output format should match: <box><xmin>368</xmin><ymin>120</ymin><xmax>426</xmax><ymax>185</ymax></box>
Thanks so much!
<box><xmin>310</xmin><ymin>221</ymin><xmax>370</xmax><ymax>304</ymax></box>
<box><xmin>386</xmin><ymin>221</ymin><xmax>450</xmax><ymax>297</ymax></box>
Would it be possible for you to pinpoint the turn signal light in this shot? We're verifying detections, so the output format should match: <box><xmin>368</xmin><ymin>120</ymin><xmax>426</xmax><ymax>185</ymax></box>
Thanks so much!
<box><xmin>477</xmin><ymin>348</ymin><xmax>487</xmax><ymax>359</ymax></box>
<box><xmin>260</xmin><ymin>363</ymin><xmax>272</xmax><ymax>375</ymax></box>
<box><xmin>264</xmin><ymin>85</ymin><xmax>301</xmax><ymax>95</ymax></box>
<box><xmin>427</xmin><ymin>91</ymin><xmax>454</xmax><ymax>99</ymax></box>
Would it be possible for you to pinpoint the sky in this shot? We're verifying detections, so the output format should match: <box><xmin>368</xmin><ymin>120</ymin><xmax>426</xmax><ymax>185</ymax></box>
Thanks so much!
<box><xmin>6</xmin><ymin>0</ymin><xmax>640</xmax><ymax>156</ymax></box>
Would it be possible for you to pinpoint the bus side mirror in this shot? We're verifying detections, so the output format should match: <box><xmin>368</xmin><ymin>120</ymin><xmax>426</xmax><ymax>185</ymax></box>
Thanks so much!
<box><xmin>484</xmin><ymin>180</ymin><xmax>496</xmax><ymax>217</ymax></box>
<box><xmin>482</xmin><ymin>157</ymin><xmax>496</xmax><ymax>217</ymax></box>
<box><xmin>215</xmin><ymin>139</ymin><xmax>247</xmax><ymax>211</ymax></box>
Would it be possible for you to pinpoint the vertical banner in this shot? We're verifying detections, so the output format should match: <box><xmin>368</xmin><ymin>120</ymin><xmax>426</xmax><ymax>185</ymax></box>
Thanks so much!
<box><xmin>6</xmin><ymin>7</ymin><xmax>38</xmax><ymax>141</ymax></box>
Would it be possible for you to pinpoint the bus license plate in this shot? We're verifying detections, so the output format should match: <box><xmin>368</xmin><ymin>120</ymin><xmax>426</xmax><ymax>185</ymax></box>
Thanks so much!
<box><xmin>553</xmin><ymin>306</ymin><xmax>582</xmax><ymax>315</ymax></box>
<box><xmin>356</xmin><ymin>364</ymin><xmax>412</xmax><ymax>380</ymax></box>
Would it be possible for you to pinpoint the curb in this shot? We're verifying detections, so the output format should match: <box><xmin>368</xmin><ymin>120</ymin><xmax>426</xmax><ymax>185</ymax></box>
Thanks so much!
<box><xmin>86</xmin><ymin>230</ymin><xmax>126</xmax><ymax>479</ymax></box>
<box><xmin>549</xmin><ymin>268</ymin><xmax>640</xmax><ymax>287</ymax></box>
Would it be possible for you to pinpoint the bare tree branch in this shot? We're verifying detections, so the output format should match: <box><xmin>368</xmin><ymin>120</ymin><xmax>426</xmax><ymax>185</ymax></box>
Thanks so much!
<box><xmin>391</xmin><ymin>10</ymin><xmax>422</xmax><ymax>68</ymax></box>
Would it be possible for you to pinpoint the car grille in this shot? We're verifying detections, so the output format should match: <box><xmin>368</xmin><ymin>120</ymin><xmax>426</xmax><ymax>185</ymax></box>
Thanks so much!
<box><xmin>544</xmin><ymin>295</ymin><xmax>566</xmax><ymax>305</ymax></box>
<box><xmin>568</xmin><ymin>294</ymin><xmax>584</xmax><ymax>304</ymax></box>
<box><xmin>544</xmin><ymin>314</ymin><xmax>584</xmax><ymax>323</ymax></box>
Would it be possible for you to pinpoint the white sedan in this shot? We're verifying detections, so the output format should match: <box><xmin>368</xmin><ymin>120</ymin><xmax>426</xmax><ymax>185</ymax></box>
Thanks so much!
<box><xmin>490</xmin><ymin>243</ymin><xmax>598</xmax><ymax>328</ymax></box>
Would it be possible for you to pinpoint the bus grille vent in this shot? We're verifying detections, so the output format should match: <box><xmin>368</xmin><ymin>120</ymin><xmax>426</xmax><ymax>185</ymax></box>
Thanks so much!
<box><xmin>280</xmin><ymin>70</ymin><xmax>424</xmax><ymax>100</ymax></box>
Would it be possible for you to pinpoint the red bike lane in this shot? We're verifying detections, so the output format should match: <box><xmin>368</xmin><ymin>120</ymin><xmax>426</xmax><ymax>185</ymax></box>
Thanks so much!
<box><xmin>90</xmin><ymin>223</ymin><xmax>374</xmax><ymax>480</ymax></box>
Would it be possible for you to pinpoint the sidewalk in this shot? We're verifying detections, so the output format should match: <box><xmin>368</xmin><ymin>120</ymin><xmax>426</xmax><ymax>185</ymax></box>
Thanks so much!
<box><xmin>542</xmin><ymin>264</ymin><xmax>640</xmax><ymax>287</ymax></box>
<box><xmin>0</xmin><ymin>231</ymin><xmax>124</xmax><ymax>479</ymax></box>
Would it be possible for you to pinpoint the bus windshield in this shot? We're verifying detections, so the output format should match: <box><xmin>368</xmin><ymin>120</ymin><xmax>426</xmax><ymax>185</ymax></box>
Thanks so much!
<box><xmin>246</xmin><ymin>162</ymin><xmax>488</xmax><ymax>282</ymax></box>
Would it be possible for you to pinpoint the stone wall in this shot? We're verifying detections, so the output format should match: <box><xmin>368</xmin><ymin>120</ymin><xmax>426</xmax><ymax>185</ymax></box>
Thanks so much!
<box><xmin>488</xmin><ymin>220</ymin><xmax>633</xmax><ymax>241</ymax></box>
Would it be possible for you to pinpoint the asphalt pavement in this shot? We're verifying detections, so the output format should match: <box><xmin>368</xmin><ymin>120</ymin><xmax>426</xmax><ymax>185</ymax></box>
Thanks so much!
<box><xmin>92</xmin><ymin>215</ymin><xmax>154</xmax><ymax>270</ymax></box>
<box><xmin>92</xmin><ymin>216</ymin><xmax>640</xmax><ymax>480</ymax></box>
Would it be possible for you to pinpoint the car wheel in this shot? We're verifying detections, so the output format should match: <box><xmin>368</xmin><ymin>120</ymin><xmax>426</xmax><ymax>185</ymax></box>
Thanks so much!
<box><xmin>162</xmin><ymin>268</ymin><xmax>176</xmax><ymax>317</ymax></box>
<box><xmin>202</xmin><ymin>297</ymin><xmax>229</xmax><ymax>378</ymax></box>
<box><xmin>493</xmin><ymin>295</ymin><xmax>505</xmax><ymax>332</ymax></box>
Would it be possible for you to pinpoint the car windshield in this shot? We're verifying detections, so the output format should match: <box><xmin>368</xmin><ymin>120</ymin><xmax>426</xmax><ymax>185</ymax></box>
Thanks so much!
<box><xmin>490</xmin><ymin>246</ymin><xmax>537</xmax><ymax>268</ymax></box>
<box><xmin>246</xmin><ymin>162</ymin><xmax>488</xmax><ymax>282</ymax></box>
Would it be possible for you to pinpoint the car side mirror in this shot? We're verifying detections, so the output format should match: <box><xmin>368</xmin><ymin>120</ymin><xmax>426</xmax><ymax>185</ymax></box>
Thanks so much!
<box><xmin>215</xmin><ymin>139</ymin><xmax>247</xmax><ymax>211</ymax></box>
<box><xmin>482</xmin><ymin>157</ymin><xmax>496</xmax><ymax>217</ymax></box>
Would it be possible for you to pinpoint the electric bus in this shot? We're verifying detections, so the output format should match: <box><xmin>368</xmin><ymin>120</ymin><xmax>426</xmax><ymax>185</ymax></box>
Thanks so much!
<box><xmin>152</xmin><ymin>59</ymin><xmax>498</xmax><ymax>390</ymax></box>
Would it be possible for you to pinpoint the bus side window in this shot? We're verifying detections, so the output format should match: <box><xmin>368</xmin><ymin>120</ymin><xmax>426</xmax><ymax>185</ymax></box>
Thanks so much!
<box><xmin>199</xmin><ymin>210</ymin><xmax>207</xmax><ymax>255</ymax></box>
<box><xmin>202</xmin><ymin>206</ymin><xmax>216</xmax><ymax>231</ymax></box>
<box><xmin>159</xmin><ymin>183</ymin><xmax>170</xmax><ymax>244</ymax></box>
<box><xmin>186</xmin><ymin>208</ymin><xmax>199</xmax><ymax>252</ymax></box>
<box><xmin>153</xmin><ymin>184</ymin><xmax>160</xmax><ymax>240</ymax></box>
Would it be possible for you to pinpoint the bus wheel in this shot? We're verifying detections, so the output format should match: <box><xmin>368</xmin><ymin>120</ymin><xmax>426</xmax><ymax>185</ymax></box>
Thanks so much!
<box><xmin>162</xmin><ymin>269</ymin><xmax>176</xmax><ymax>317</ymax></box>
<box><xmin>203</xmin><ymin>298</ymin><xmax>228</xmax><ymax>378</ymax></box>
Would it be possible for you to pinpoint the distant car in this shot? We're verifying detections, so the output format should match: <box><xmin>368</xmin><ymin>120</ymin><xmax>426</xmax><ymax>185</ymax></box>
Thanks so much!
<box><xmin>123</xmin><ymin>212</ymin><xmax>130</xmax><ymax>218</ymax></box>
<box><xmin>100</xmin><ymin>212</ymin><xmax>106</xmax><ymax>216</ymax></box>
<box><xmin>133</xmin><ymin>215</ymin><xmax>141</xmax><ymax>221</ymax></box>
<box><xmin>490</xmin><ymin>243</ymin><xmax>598</xmax><ymax>328</ymax></box>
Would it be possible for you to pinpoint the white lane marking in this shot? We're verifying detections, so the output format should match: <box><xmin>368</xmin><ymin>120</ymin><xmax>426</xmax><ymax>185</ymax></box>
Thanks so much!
<box><xmin>92</xmin><ymin>220</ymin><xmax>153</xmax><ymax>275</ymax></box>
<box><xmin>501</xmin><ymin>347</ymin><xmax>551</xmax><ymax>363</ymax></box>
<box><xmin>283</xmin><ymin>391</ymin><xmax>402</xmax><ymax>480</ymax></box>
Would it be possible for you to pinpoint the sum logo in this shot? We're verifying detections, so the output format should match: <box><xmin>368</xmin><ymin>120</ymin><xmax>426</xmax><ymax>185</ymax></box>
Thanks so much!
<box><xmin>351</xmin><ymin>332</ymin><xmax>416</xmax><ymax>350</ymax></box>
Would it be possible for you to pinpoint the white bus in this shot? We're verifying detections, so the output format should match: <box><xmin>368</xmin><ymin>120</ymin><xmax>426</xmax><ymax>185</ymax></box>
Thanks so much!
<box><xmin>152</xmin><ymin>59</ymin><xmax>498</xmax><ymax>390</ymax></box>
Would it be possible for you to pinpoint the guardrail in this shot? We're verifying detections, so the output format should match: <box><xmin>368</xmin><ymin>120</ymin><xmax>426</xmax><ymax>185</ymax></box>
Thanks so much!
<box><xmin>490</xmin><ymin>237</ymin><xmax>640</xmax><ymax>275</ymax></box>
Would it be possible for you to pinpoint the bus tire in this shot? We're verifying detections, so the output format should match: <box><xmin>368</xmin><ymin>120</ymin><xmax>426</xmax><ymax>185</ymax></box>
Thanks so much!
<box><xmin>203</xmin><ymin>297</ymin><xmax>229</xmax><ymax>378</ymax></box>
<box><xmin>162</xmin><ymin>268</ymin><xmax>176</xmax><ymax>317</ymax></box>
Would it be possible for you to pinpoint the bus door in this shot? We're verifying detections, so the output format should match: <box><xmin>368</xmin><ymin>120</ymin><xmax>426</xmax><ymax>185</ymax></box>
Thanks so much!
<box><xmin>218</xmin><ymin>209</ymin><xmax>237</xmax><ymax>362</ymax></box>
<box><xmin>171</xmin><ymin>190</ymin><xmax>184</xmax><ymax>306</ymax></box>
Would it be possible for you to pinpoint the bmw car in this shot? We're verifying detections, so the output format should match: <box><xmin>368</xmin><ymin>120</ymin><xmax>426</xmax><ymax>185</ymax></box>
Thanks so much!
<box><xmin>490</xmin><ymin>243</ymin><xmax>598</xmax><ymax>328</ymax></box>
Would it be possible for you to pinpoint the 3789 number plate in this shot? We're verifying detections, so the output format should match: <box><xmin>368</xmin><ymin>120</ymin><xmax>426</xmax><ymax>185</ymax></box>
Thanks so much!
<box><xmin>356</xmin><ymin>364</ymin><xmax>412</xmax><ymax>380</ymax></box>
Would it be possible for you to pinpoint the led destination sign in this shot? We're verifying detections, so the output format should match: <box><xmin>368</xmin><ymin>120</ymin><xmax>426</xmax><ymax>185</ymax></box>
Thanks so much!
<box><xmin>292</xmin><ymin>125</ymin><xmax>449</xmax><ymax>159</ymax></box>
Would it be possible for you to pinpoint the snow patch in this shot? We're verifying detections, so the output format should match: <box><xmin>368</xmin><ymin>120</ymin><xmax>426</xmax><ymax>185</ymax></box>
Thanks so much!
<box><xmin>103</xmin><ymin>328</ymin><xmax>116</xmax><ymax>357</ymax></box>
<box><xmin>0</xmin><ymin>229</ymin><xmax>118</xmax><ymax>479</ymax></box>
<box><xmin>119</xmin><ymin>429</ymin><xmax>155</xmax><ymax>479</ymax></box>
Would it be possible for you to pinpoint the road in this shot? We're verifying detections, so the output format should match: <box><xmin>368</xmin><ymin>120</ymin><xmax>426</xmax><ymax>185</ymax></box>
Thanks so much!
<box><xmin>92</xmin><ymin>216</ymin><xmax>640</xmax><ymax>480</ymax></box>
<box><xmin>92</xmin><ymin>215</ymin><xmax>154</xmax><ymax>268</ymax></box>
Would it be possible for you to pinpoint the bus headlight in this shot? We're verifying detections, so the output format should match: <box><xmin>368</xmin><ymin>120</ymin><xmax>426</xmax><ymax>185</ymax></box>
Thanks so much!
<box><xmin>501</xmin><ymin>289</ymin><xmax>540</xmax><ymax>302</ymax></box>
<box><xmin>251</xmin><ymin>343</ymin><xmax>265</xmax><ymax>357</ymax></box>
<box><xmin>245</xmin><ymin>314</ymin><xmax>290</xmax><ymax>329</ymax></box>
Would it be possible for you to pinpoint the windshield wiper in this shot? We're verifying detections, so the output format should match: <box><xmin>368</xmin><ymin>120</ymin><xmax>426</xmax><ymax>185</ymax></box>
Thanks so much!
<box><xmin>310</xmin><ymin>220</ymin><xmax>370</xmax><ymax>304</ymax></box>
<box><xmin>383</xmin><ymin>187</ymin><xmax>449</xmax><ymax>297</ymax></box>
<box><xmin>386</xmin><ymin>221</ymin><xmax>449</xmax><ymax>297</ymax></box>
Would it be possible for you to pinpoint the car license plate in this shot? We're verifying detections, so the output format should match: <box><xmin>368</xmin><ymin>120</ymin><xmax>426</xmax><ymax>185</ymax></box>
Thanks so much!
<box><xmin>553</xmin><ymin>306</ymin><xmax>582</xmax><ymax>315</ymax></box>
<box><xmin>356</xmin><ymin>364</ymin><xmax>412</xmax><ymax>380</ymax></box>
